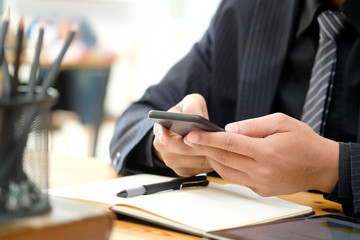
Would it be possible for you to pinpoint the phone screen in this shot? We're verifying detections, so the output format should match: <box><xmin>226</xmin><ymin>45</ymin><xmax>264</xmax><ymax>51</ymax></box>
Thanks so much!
<box><xmin>148</xmin><ymin>110</ymin><xmax>224</xmax><ymax>137</ymax></box>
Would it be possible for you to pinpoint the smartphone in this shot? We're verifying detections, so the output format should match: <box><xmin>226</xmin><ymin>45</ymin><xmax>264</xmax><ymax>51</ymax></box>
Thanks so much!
<box><xmin>148</xmin><ymin>110</ymin><xmax>224</xmax><ymax>137</ymax></box>
<box><xmin>203</xmin><ymin>214</ymin><xmax>360</xmax><ymax>240</ymax></box>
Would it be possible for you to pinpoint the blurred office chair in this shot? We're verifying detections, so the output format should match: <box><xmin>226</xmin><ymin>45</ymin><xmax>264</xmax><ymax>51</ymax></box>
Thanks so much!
<box><xmin>27</xmin><ymin>18</ymin><xmax>116</xmax><ymax>156</ymax></box>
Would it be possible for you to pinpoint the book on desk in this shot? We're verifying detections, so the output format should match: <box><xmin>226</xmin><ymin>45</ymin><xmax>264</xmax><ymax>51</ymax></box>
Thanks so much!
<box><xmin>0</xmin><ymin>196</ymin><xmax>114</xmax><ymax>240</ymax></box>
<box><xmin>49</xmin><ymin>174</ymin><xmax>313</xmax><ymax>237</ymax></box>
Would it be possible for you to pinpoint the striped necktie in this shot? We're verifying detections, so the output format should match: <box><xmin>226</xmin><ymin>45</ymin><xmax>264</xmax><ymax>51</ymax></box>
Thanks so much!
<box><xmin>301</xmin><ymin>11</ymin><xmax>347</xmax><ymax>135</ymax></box>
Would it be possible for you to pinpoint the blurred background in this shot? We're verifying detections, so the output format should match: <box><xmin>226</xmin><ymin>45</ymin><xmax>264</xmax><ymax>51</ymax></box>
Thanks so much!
<box><xmin>1</xmin><ymin>0</ymin><xmax>220</xmax><ymax>161</ymax></box>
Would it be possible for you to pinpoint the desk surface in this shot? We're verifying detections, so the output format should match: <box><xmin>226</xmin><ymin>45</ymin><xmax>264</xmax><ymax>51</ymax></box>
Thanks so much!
<box><xmin>49</xmin><ymin>154</ymin><xmax>343</xmax><ymax>240</ymax></box>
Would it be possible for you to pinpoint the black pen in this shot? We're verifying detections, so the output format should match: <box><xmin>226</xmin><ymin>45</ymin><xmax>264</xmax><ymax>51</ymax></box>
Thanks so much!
<box><xmin>12</xmin><ymin>17</ymin><xmax>24</xmax><ymax>97</ymax></box>
<box><xmin>116</xmin><ymin>175</ymin><xmax>209</xmax><ymax>198</ymax></box>
<box><xmin>0</xmin><ymin>9</ymin><xmax>9</xmax><ymax>66</ymax></box>
<box><xmin>0</xmin><ymin>9</ymin><xmax>10</xmax><ymax>99</ymax></box>
<box><xmin>40</xmin><ymin>23</ymin><xmax>77</xmax><ymax>96</ymax></box>
<box><xmin>27</xmin><ymin>19</ymin><xmax>45</xmax><ymax>98</ymax></box>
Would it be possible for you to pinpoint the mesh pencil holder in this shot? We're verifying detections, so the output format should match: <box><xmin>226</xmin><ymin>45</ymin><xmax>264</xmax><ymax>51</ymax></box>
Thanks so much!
<box><xmin>0</xmin><ymin>88</ymin><xmax>58</xmax><ymax>220</ymax></box>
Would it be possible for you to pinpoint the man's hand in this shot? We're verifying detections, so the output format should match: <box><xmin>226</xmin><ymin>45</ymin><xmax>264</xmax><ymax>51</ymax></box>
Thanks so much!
<box><xmin>184</xmin><ymin>113</ymin><xmax>339</xmax><ymax>196</ymax></box>
<box><xmin>152</xmin><ymin>94</ymin><xmax>213</xmax><ymax>176</ymax></box>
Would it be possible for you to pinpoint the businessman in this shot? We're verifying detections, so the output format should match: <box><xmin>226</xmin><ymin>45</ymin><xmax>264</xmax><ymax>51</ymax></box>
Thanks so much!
<box><xmin>110</xmin><ymin>0</ymin><xmax>360</xmax><ymax>216</ymax></box>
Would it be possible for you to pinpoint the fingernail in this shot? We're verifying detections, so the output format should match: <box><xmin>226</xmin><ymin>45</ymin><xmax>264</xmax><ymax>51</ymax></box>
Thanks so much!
<box><xmin>225</xmin><ymin>123</ymin><xmax>238</xmax><ymax>133</ymax></box>
<box><xmin>158</xmin><ymin>130</ymin><xmax>165</xmax><ymax>145</ymax></box>
<box><xmin>184</xmin><ymin>138</ymin><xmax>195</xmax><ymax>148</ymax></box>
<box><xmin>187</xmin><ymin>133</ymin><xmax>199</xmax><ymax>143</ymax></box>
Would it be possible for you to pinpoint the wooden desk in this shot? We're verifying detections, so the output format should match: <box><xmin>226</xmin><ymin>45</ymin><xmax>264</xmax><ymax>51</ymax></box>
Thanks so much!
<box><xmin>49</xmin><ymin>154</ymin><xmax>343</xmax><ymax>240</ymax></box>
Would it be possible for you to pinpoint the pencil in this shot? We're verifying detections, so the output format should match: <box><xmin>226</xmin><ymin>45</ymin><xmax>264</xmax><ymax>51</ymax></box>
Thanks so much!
<box><xmin>27</xmin><ymin>20</ymin><xmax>45</xmax><ymax>98</ymax></box>
<box><xmin>0</xmin><ymin>9</ymin><xmax>9</xmax><ymax>66</ymax></box>
<box><xmin>40</xmin><ymin>22</ymin><xmax>77</xmax><ymax>95</ymax></box>
<box><xmin>12</xmin><ymin>16</ymin><xmax>24</xmax><ymax>97</ymax></box>
<box><xmin>0</xmin><ymin>9</ymin><xmax>10</xmax><ymax>99</ymax></box>
<box><xmin>1</xmin><ymin>56</ymin><xmax>11</xmax><ymax>100</ymax></box>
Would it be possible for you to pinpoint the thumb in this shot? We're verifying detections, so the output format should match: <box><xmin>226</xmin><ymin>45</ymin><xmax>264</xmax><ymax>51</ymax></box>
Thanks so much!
<box><xmin>225</xmin><ymin>113</ymin><xmax>291</xmax><ymax>137</ymax></box>
<box><xmin>172</xmin><ymin>93</ymin><xmax>209</xmax><ymax>119</ymax></box>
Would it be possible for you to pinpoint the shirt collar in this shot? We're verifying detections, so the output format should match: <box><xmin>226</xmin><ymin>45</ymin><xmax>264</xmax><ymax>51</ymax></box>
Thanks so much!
<box><xmin>296</xmin><ymin>0</ymin><xmax>323</xmax><ymax>37</ymax></box>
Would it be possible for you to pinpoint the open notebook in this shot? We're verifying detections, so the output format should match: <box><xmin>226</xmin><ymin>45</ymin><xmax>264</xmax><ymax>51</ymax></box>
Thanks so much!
<box><xmin>49</xmin><ymin>174</ymin><xmax>313</xmax><ymax>237</ymax></box>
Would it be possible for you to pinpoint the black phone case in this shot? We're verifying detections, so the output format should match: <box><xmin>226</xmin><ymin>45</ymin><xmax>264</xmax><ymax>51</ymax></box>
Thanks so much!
<box><xmin>148</xmin><ymin>110</ymin><xmax>224</xmax><ymax>136</ymax></box>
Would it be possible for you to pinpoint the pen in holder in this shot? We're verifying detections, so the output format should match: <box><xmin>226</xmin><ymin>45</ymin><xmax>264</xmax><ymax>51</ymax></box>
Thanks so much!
<box><xmin>0</xmin><ymin>88</ymin><xmax>58</xmax><ymax>220</ymax></box>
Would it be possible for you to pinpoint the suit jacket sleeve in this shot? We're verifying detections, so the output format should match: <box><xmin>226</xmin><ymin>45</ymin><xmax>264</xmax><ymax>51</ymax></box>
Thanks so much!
<box><xmin>329</xmin><ymin>142</ymin><xmax>360</xmax><ymax>217</ymax></box>
<box><xmin>109</xmin><ymin>1</ymin><xmax>240</xmax><ymax>175</ymax></box>
<box><xmin>350</xmin><ymin>143</ymin><xmax>360</xmax><ymax>215</ymax></box>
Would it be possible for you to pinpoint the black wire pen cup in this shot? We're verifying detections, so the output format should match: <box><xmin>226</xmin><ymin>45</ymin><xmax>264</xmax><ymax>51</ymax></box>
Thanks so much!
<box><xmin>0</xmin><ymin>88</ymin><xmax>58</xmax><ymax>220</ymax></box>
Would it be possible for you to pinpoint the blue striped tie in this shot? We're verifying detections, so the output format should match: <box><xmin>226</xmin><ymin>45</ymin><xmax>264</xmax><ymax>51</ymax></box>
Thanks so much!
<box><xmin>301</xmin><ymin>11</ymin><xmax>346</xmax><ymax>135</ymax></box>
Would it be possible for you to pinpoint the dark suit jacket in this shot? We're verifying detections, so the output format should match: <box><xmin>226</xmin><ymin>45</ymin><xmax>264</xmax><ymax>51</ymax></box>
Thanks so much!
<box><xmin>110</xmin><ymin>0</ymin><xmax>360</xmax><ymax>215</ymax></box>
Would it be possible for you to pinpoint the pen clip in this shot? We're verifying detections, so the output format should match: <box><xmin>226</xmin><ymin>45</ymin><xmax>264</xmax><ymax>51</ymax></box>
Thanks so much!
<box><xmin>179</xmin><ymin>179</ymin><xmax>209</xmax><ymax>190</ymax></box>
